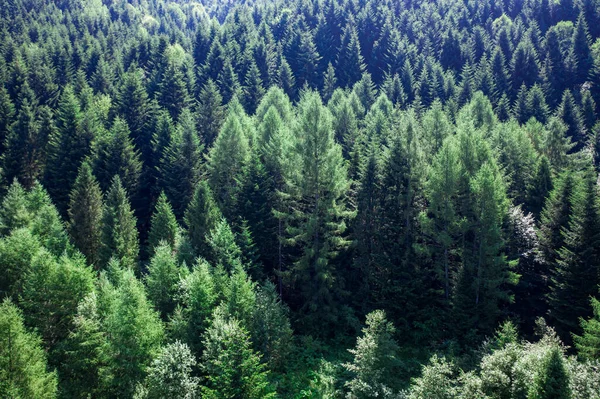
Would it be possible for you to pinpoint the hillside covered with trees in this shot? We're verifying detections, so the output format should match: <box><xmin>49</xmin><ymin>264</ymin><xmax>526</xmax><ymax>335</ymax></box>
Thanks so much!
<box><xmin>1</xmin><ymin>0</ymin><xmax>600</xmax><ymax>397</ymax></box>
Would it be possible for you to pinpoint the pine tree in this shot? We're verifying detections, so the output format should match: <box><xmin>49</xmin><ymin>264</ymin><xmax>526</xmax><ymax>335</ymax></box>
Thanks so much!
<box><xmin>145</xmin><ymin>241</ymin><xmax>187</xmax><ymax>320</ymax></box>
<box><xmin>148</xmin><ymin>192</ymin><xmax>179</xmax><ymax>254</ymax></box>
<box><xmin>159</xmin><ymin>63</ymin><xmax>191</xmax><ymax>121</ymax></box>
<box><xmin>158</xmin><ymin>108</ymin><xmax>203</xmax><ymax>218</ymax></box>
<box><xmin>201</xmin><ymin>311</ymin><xmax>276</xmax><ymax>399</ymax></box>
<box><xmin>208</xmin><ymin>217</ymin><xmax>243</xmax><ymax>273</ymax></box>
<box><xmin>99</xmin><ymin>176</ymin><xmax>139</xmax><ymax>271</ymax></box>
<box><xmin>197</xmin><ymin>79</ymin><xmax>225</xmax><ymax>148</ymax></box>
<box><xmin>1</xmin><ymin>99</ymin><xmax>43</xmax><ymax>188</ymax></box>
<box><xmin>344</xmin><ymin>310</ymin><xmax>402</xmax><ymax>398</ymax></box>
<box><xmin>512</xmin><ymin>39</ymin><xmax>540</xmax><ymax>92</ymax></box>
<box><xmin>514</xmin><ymin>84</ymin><xmax>530</xmax><ymax>124</ymax></box>
<box><xmin>277</xmin><ymin>56</ymin><xmax>296</xmax><ymax>100</ymax></box>
<box><xmin>549</xmin><ymin>170</ymin><xmax>600</xmax><ymax>340</ymax></box>
<box><xmin>581</xmin><ymin>90</ymin><xmax>597</xmax><ymax>133</ymax></box>
<box><xmin>542</xmin><ymin>117</ymin><xmax>574</xmax><ymax>170</ymax></box>
<box><xmin>68</xmin><ymin>161</ymin><xmax>103</xmax><ymax>267</ymax></box>
<box><xmin>527</xmin><ymin>84</ymin><xmax>550</xmax><ymax>124</ymax></box>
<box><xmin>217</xmin><ymin>58</ymin><xmax>241</xmax><ymax>104</ymax></box>
<box><xmin>93</xmin><ymin>117</ymin><xmax>142</xmax><ymax>197</ymax></box>
<box><xmin>0</xmin><ymin>299</ymin><xmax>58</xmax><ymax>398</ymax></box>
<box><xmin>184</xmin><ymin>181</ymin><xmax>222</xmax><ymax>258</ymax></box>
<box><xmin>280</xmin><ymin>91</ymin><xmax>352</xmax><ymax>330</ymax></box>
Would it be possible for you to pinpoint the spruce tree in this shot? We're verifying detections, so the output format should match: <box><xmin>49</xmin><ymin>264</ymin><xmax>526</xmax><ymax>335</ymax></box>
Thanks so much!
<box><xmin>1</xmin><ymin>99</ymin><xmax>43</xmax><ymax>188</ymax></box>
<box><xmin>184</xmin><ymin>181</ymin><xmax>222</xmax><ymax>258</ymax></box>
<box><xmin>201</xmin><ymin>311</ymin><xmax>276</xmax><ymax>399</ymax></box>
<box><xmin>280</xmin><ymin>91</ymin><xmax>352</xmax><ymax>330</ymax></box>
<box><xmin>526</xmin><ymin>155</ymin><xmax>553</xmax><ymax>218</ymax></box>
<box><xmin>159</xmin><ymin>63</ymin><xmax>191</xmax><ymax>121</ymax></box>
<box><xmin>158</xmin><ymin>108</ymin><xmax>203</xmax><ymax>218</ymax></box>
<box><xmin>0</xmin><ymin>299</ymin><xmax>58</xmax><ymax>398</ymax></box>
<box><xmin>93</xmin><ymin>117</ymin><xmax>142</xmax><ymax>197</ymax></box>
<box><xmin>243</xmin><ymin>61</ymin><xmax>265</xmax><ymax>115</ymax></box>
<box><xmin>0</xmin><ymin>86</ymin><xmax>15</xmax><ymax>156</ymax></box>
<box><xmin>574</xmin><ymin>297</ymin><xmax>600</xmax><ymax>360</ymax></box>
<box><xmin>99</xmin><ymin>176</ymin><xmax>139</xmax><ymax>271</ymax></box>
<box><xmin>572</xmin><ymin>13</ymin><xmax>593</xmax><ymax>84</ymax></box>
<box><xmin>336</xmin><ymin>23</ymin><xmax>366</xmax><ymax>88</ymax></box>
<box><xmin>344</xmin><ymin>310</ymin><xmax>402</xmax><ymax>398</ymax></box>
<box><xmin>556</xmin><ymin>90</ymin><xmax>585</xmax><ymax>149</ymax></box>
<box><xmin>45</xmin><ymin>86</ymin><xmax>91</xmax><ymax>214</ymax></box>
<box><xmin>528</xmin><ymin>347</ymin><xmax>571</xmax><ymax>399</ymax></box>
<box><xmin>322</xmin><ymin>62</ymin><xmax>337</xmax><ymax>102</ymax></box>
<box><xmin>197</xmin><ymin>79</ymin><xmax>225</xmax><ymax>148</ymax></box>
<box><xmin>145</xmin><ymin>241</ymin><xmax>187</xmax><ymax>320</ymax></box>
<box><xmin>68</xmin><ymin>160</ymin><xmax>103</xmax><ymax>267</ymax></box>
<box><xmin>549</xmin><ymin>169</ymin><xmax>600</xmax><ymax>340</ymax></box>
<box><xmin>148</xmin><ymin>192</ymin><xmax>179</xmax><ymax>254</ymax></box>
<box><xmin>207</xmin><ymin>106</ymin><xmax>251</xmax><ymax>218</ymax></box>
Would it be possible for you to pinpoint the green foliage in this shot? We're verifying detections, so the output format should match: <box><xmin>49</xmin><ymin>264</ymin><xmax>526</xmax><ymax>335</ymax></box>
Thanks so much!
<box><xmin>148</xmin><ymin>192</ymin><xmax>179</xmax><ymax>254</ymax></box>
<box><xmin>574</xmin><ymin>297</ymin><xmax>600</xmax><ymax>360</ymax></box>
<box><xmin>528</xmin><ymin>346</ymin><xmax>571</xmax><ymax>399</ymax></box>
<box><xmin>99</xmin><ymin>176</ymin><xmax>139</xmax><ymax>271</ymax></box>
<box><xmin>134</xmin><ymin>341</ymin><xmax>199</xmax><ymax>399</ymax></box>
<box><xmin>68</xmin><ymin>160</ymin><xmax>103</xmax><ymax>267</ymax></box>
<box><xmin>344</xmin><ymin>310</ymin><xmax>402</xmax><ymax>398</ymax></box>
<box><xmin>0</xmin><ymin>299</ymin><xmax>58</xmax><ymax>399</ymax></box>
<box><xmin>201</xmin><ymin>310</ymin><xmax>276</xmax><ymax>399</ymax></box>
<box><xmin>184</xmin><ymin>181</ymin><xmax>222</xmax><ymax>258</ymax></box>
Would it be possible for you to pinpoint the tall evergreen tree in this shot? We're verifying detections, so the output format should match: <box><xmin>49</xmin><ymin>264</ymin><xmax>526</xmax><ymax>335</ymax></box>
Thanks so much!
<box><xmin>68</xmin><ymin>161</ymin><xmax>103</xmax><ymax>267</ymax></box>
<box><xmin>572</xmin><ymin>12</ymin><xmax>593</xmax><ymax>84</ymax></box>
<box><xmin>197</xmin><ymin>79</ymin><xmax>225</xmax><ymax>149</ymax></box>
<box><xmin>0</xmin><ymin>299</ymin><xmax>58</xmax><ymax>399</ymax></box>
<box><xmin>280</xmin><ymin>91</ymin><xmax>352</xmax><ymax>330</ymax></box>
<box><xmin>99</xmin><ymin>176</ymin><xmax>139</xmax><ymax>271</ymax></box>
<box><xmin>184</xmin><ymin>181</ymin><xmax>222</xmax><ymax>258</ymax></box>
<box><xmin>336</xmin><ymin>23</ymin><xmax>366</xmax><ymax>88</ymax></box>
<box><xmin>148</xmin><ymin>192</ymin><xmax>179</xmax><ymax>254</ymax></box>
<box><xmin>574</xmin><ymin>297</ymin><xmax>600</xmax><ymax>360</ymax></box>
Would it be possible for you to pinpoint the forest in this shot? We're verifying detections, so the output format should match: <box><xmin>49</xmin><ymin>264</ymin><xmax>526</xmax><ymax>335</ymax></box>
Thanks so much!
<box><xmin>1</xmin><ymin>0</ymin><xmax>600</xmax><ymax>397</ymax></box>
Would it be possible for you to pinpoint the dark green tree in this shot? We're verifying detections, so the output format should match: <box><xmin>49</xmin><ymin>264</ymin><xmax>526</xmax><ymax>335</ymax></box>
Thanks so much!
<box><xmin>148</xmin><ymin>192</ymin><xmax>179</xmax><ymax>254</ymax></box>
<box><xmin>184</xmin><ymin>181</ymin><xmax>222</xmax><ymax>258</ymax></box>
<box><xmin>197</xmin><ymin>79</ymin><xmax>225</xmax><ymax>148</ymax></box>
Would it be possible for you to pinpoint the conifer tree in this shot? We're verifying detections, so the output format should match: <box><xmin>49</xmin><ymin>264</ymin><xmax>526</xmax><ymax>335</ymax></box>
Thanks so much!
<box><xmin>512</xmin><ymin>39</ymin><xmax>540</xmax><ymax>92</ymax></box>
<box><xmin>197</xmin><ymin>79</ymin><xmax>225</xmax><ymax>148</ymax></box>
<box><xmin>158</xmin><ymin>108</ymin><xmax>203</xmax><ymax>218</ymax></box>
<box><xmin>528</xmin><ymin>347</ymin><xmax>571</xmax><ymax>399</ymax></box>
<box><xmin>99</xmin><ymin>176</ymin><xmax>139</xmax><ymax>270</ymax></box>
<box><xmin>208</xmin><ymin>217</ymin><xmax>243</xmax><ymax>273</ymax></box>
<box><xmin>336</xmin><ymin>23</ymin><xmax>366</xmax><ymax>88</ymax></box>
<box><xmin>135</xmin><ymin>341</ymin><xmax>199</xmax><ymax>399</ymax></box>
<box><xmin>574</xmin><ymin>297</ymin><xmax>600</xmax><ymax>360</ymax></box>
<box><xmin>116</xmin><ymin>68</ymin><xmax>153</xmax><ymax>164</ymax></box>
<box><xmin>148</xmin><ymin>192</ymin><xmax>179</xmax><ymax>254</ymax></box>
<box><xmin>100</xmin><ymin>268</ymin><xmax>164</xmax><ymax>398</ymax></box>
<box><xmin>581</xmin><ymin>90</ymin><xmax>597</xmax><ymax>132</ymax></box>
<box><xmin>68</xmin><ymin>161</ymin><xmax>103</xmax><ymax>267</ymax></box>
<box><xmin>277</xmin><ymin>56</ymin><xmax>296</xmax><ymax>100</ymax></box>
<box><xmin>572</xmin><ymin>13</ymin><xmax>593</xmax><ymax>84</ymax></box>
<box><xmin>201</xmin><ymin>311</ymin><xmax>276</xmax><ymax>399</ymax></box>
<box><xmin>184</xmin><ymin>181</ymin><xmax>222</xmax><ymax>258</ymax></box>
<box><xmin>207</xmin><ymin>106</ymin><xmax>251</xmax><ymax>218</ymax></box>
<box><xmin>542</xmin><ymin>117</ymin><xmax>573</xmax><ymax>170</ymax></box>
<box><xmin>159</xmin><ymin>63</ymin><xmax>191</xmax><ymax>121</ymax></box>
<box><xmin>526</xmin><ymin>155</ymin><xmax>553</xmax><ymax>218</ymax></box>
<box><xmin>93</xmin><ymin>117</ymin><xmax>142</xmax><ymax>197</ymax></box>
<box><xmin>556</xmin><ymin>90</ymin><xmax>586</xmax><ymax>149</ymax></box>
<box><xmin>527</xmin><ymin>84</ymin><xmax>550</xmax><ymax>124</ymax></box>
<box><xmin>280</xmin><ymin>91</ymin><xmax>352</xmax><ymax>329</ymax></box>
<box><xmin>322</xmin><ymin>62</ymin><xmax>337</xmax><ymax>102</ymax></box>
<box><xmin>549</xmin><ymin>169</ymin><xmax>600</xmax><ymax>339</ymax></box>
<box><xmin>1</xmin><ymin>99</ymin><xmax>43</xmax><ymax>188</ymax></box>
<box><xmin>45</xmin><ymin>86</ymin><xmax>91</xmax><ymax>214</ymax></box>
<box><xmin>0</xmin><ymin>299</ymin><xmax>58</xmax><ymax>399</ymax></box>
<box><xmin>217</xmin><ymin>58</ymin><xmax>241</xmax><ymax>104</ymax></box>
<box><xmin>145</xmin><ymin>241</ymin><xmax>186</xmax><ymax>320</ymax></box>
<box><xmin>344</xmin><ymin>310</ymin><xmax>402</xmax><ymax>398</ymax></box>
<box><xmin>0</xmin><ymin>86</ymin><xmax>15</xmax><ymax>156</ymax></box>
<box><xmin>243</xmin><ymin>61</ymin><xmax>265</xmax><ymax>115</ymax></box>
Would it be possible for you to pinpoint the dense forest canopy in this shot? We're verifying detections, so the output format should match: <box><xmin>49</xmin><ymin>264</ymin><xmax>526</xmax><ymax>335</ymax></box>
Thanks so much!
<box><xmin>1</xmin><ymin>0</ymin><xmax>600</xmax><ymax>397</ymax></box>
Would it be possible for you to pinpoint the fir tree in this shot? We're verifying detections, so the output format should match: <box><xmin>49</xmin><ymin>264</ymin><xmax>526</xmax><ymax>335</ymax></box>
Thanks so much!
<box><xmin>184</xmin><ymin>181</ymin><xmax>222</xmax><ymax>258</ymax></box>
<box><xmin>93</xmin><ymin>117</ymin><xmax>142</xmax><ymax>197</ymax></box>
<box><xmin>148</xmin><ymin>192</ymin><xmax>179</xmax><ymax>254</ymax></box>
<box><xmin>344</xmin><ymin>310</ymin><xmax>402</xmax><ymax>398</ymax></box>
<box><xmin>201</xmin><ymin>311</ymin><xmax>276</xmax><ymax>399</ymax></box>
<box><xmin>572</xmin><ymin>13</ymin><xmax>593</xmax><ymax>84</ymax></box>
<box><xmin>158</xmin><ymin>108</ymin><xmax>203</xmax><ymax>218</ymax></box>
<box><xmin>336</xmin><ymin>23</ymin><xmax>366</xmax><ymax>88</ymax></box>
<box><xmin>197</xmin><ymin>79</ymin><xmax>225</xmax><ymax>149</ymax></box>
<box><xmin>0</xmin><ymin>299</ymin><xmax>58</xmax><ymax>398</ymax></box>
<box><xmin>556</xmin><ymin>90</ymin><xmax>586</xmax><ymax>149</ymax></box>
<box><xmin>68</xmin><ymin>161</ymin><xmax>103</xmax><ymax>267</ymax></box>
<box><xmin>528</xmin><ymin>347</ymin><xmax>571</xmax><ymax>399</ymax></box>
<box><xmin>0</xmin><ymin>86</ymin><xmax>15</xmax><ymax>156</ymax></box>
<box><xmin>280</xmin><ymin>91</ymin><xmax>352</xmax><ymax>330</ymax></box>
<box><xmin>99</xmin><ymin>176</ymin><xmax>139</xmax><ymax>271</ymax></box>
<box><xmin>526</xmin><ymin>155</ymin><xmax>553</xmax><ymax>218</ymax></box>
<box><xmin>322</xmin><ymin>62</ymin><xmax>337</xmax><ymax>102</ymax></box>
<box><xmin>549</xmin><ymin>169</ymin><xmax>600</xmax><ymax>340</ymax></box>
<box><xmin>243</xmin><ymin>61</ymin><xmax>266</xmax><ymax>115</ymax></box>
<box><xmin>574</xmin><ymin>297</ymin><xmax>600</xmax><ymax>360</ymax></box>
